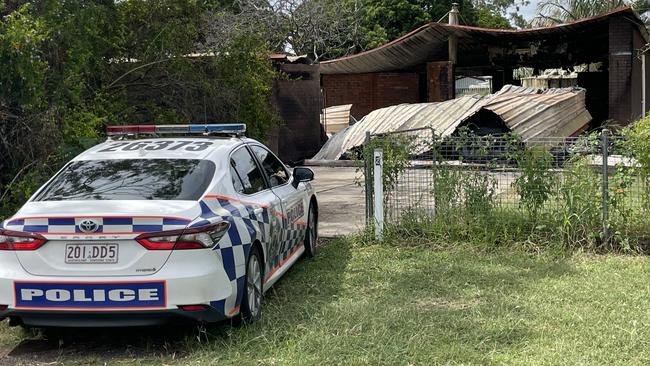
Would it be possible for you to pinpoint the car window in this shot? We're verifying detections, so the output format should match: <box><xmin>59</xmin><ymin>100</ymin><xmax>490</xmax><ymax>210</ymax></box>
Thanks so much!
<box><xmin>249</xmin><ymin>145</ymin><xmax>289</xmax><ymax>187</ymax></box>
<box><xmin>230</xmin><ymin>147</ymin><xmax>267</xmax><ymax>195</ymax></box>
<box><xmin>34</xmin><ymin>159</ymin><xmax>215</xmax><ymax>201</ymax></box>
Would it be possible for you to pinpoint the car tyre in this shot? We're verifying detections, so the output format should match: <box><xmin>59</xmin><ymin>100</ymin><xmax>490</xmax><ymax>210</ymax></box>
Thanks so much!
<box><xmin>239</xmin><ymin>245</ymin><xmax>263</xmax><ymax>324</ymax></box>
<box><xmin>304</xmin><ymin>203</ymin><xmax>317</xmax><ymax>258</ymax></box>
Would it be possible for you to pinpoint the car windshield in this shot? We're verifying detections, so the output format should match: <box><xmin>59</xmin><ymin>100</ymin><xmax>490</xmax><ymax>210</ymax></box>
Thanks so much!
<box><xmin>34</xmin><ymin>159</ymin><xmax>215</xmax><ymax>201</ymax></box>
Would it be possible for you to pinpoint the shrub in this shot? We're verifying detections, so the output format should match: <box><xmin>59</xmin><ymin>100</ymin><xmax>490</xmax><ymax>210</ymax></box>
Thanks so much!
<box><xmin>512</xmin><ymin>146</ymin><xmax>556</xmax><ymax>218</ymax></box>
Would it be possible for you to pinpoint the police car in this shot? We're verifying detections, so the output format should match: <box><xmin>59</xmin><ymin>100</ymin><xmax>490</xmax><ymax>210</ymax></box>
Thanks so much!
<box><xmin>0</xmin><ymin>124</ymin><xmax>318</xmax><ymax>327</ymax></box>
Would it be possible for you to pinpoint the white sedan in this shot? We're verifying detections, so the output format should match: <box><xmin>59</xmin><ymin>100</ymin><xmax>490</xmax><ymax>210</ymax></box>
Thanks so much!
<box><xmin>0</xmin><ymin>124</ymin><xmax>318</xmax><ymax>327</ymax></box>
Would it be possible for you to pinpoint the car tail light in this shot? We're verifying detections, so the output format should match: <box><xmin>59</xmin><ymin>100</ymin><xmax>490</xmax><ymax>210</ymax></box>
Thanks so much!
<box><xmin>136</xmin><ymin>221</ymin><xmax>229</xmax><ymax>250</ymax></box>
<box><xmin>0</xmin><ymin>230</ymin><xmax>47</xmax><ymax>251</ymax></box>
<box><xmin>179</xmin><ymin>304</ymin><xmax>208</xmax><ymax>312</ymax></box>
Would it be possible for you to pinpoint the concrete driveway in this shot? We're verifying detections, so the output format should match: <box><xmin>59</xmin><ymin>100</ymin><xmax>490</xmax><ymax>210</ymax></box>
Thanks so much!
<box><xmin>309</xmin><ymin>167</ymin><xmax>366</xmax><ymax>238</ymax></box>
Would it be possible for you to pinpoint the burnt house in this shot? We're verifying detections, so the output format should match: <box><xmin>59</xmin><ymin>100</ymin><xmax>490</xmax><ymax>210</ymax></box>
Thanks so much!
<box><xmin>320</xmin><ymin>6</ymin><xmax>650</xmax><ymax>127</ymax></box>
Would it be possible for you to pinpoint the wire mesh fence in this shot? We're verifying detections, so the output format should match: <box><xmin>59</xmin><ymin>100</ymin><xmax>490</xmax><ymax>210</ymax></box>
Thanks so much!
<box><xmin>364</xmin><ymin>128</ymin><xmax>650</xmax><ymax>250</ymax></box>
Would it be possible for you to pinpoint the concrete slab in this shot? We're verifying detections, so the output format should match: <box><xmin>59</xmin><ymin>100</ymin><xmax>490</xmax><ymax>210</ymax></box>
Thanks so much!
<box><xmin>310</xmin><ymin>167</ymin><xmax>366</xmax><ymax>238</ymax></box>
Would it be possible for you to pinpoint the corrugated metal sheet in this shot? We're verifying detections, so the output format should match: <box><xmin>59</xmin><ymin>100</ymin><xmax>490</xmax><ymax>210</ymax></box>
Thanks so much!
<box><xmin>320</xmin><ymin>7</ymin><xmax>647</xmax><ymax>75</ymax></box>
<box><xmin>484</xmin><ymin>85</ymin><xmax>592</xmax><ymax>140</ymax></box>
<box><xmin>313</xmin><ymin>96</ymin><xmax>485</xmax><ymax>160</ymax></box>
<box><xmin>321</xmin><ymin>104</ymin><xmax>353</xmax><ymax>135</ymax></box>
<box><xmin>312</xmin><ymin>85</ymin><xmax>592</xmax><ymax>160</ymax></box>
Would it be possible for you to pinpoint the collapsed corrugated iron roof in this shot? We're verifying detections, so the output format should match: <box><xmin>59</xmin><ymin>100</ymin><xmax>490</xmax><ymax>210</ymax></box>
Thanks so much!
<box><xmin>312</xmin><ymin>85</ymin><xmax>592</xmax><ymax>160</ymax></box>
<box><xmin>320</xmin><ymin>7</ymin><xmax>648</xmax><ymax>74</ymax></box>
<box><xmin>485</xmin><ymin>85</ymin><xmax>592</xmax><ymax>140</ymax></box>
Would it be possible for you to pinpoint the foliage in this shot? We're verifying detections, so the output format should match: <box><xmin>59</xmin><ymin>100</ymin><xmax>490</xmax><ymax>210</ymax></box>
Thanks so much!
<box><xmin>474</xmin><ymin>5</ymin><xmax>513</xmax><ymax>28</ymax></box>
<box><xmin>623</xmin><ymin>113</ymin><xmax>650</xmax><ymax>177</ymax></box>
<box><xmin>212</xmin><ymin>0</ymin><xmax>523</xmax><ymax>59</ymax></box>
<box><xmin>231</xmin><ymin>0</ymin><xmax>366</xmax><ymax>61</ymax></box>
<box><xmin>621</xmin><ymin>114</ymin><xmax>650</xmax><ymax>214</ymax></box>
<box><xmin>360</xmin><ymin>0</ymin><xmax>479</xmax><ymax>49</ymax></box>
<box><xmin>431</xmin><ymin>168</ymin><xmax>463</xmax><ymax>214</ymax></box>
<box><xmin>0</xmin><ymin>0</ymin><xmax>278</xmax><ymax>220</ymax></box>
<box><xmin>512</xmin><ymin>144</ymin><xmax>556</xmax><ymax>218</ymax></box>
<box><xmin>0</xmin><ymin>4</ymin><xmax>48</xmax><ymax>110</ymax></box>
<box><xmin>535</xmin><ymin>0</ymin><xmax>650</xmax><ymax>25</ymax></box>
<box><xmin>460</xmin><ymin>170</ymin><xmax>497</xmax><ymax>214</ymax></box>
<box><xmin>554</xmin><ymin>156</ymin><xmax>602</xmax><ymax>250</ymax></box>
<box><xmin>363</xmin><ymin>133</ymin><xmax>414</xmax><ymax>196</ymax></box>
<box><xmin>372</xmin><ymin>129</ymin><xmax>650</xmax><ymax>253</ymax></box>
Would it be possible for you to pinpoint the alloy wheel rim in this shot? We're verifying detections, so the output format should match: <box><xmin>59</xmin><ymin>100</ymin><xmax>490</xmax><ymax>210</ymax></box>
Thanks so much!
<box><xmin>247</xmin><ymin>255</ymin><xmax>262</xmax><ymax>316</ymax></box>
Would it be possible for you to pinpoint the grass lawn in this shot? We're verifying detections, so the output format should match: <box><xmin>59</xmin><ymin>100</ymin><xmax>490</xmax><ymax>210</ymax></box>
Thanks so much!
<box><xmin>3</xmin><ymin>238</ymin><xmax>650</xmax><ymax>365</ymax></box>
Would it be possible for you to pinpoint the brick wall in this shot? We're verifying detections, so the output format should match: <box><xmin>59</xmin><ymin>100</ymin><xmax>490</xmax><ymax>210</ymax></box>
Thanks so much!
<box><xmin>322</xmin><ymin>73</ymin><xmax>419</xmax><ymax>118</ymax></box>
<box><xmin>608</xmin><ymin>17</ymin><xmax>633</xmax><ymax>124</ymax></box>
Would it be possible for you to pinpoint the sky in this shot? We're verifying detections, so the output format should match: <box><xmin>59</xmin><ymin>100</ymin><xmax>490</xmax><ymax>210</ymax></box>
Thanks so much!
<box><xmin>513</xmin><ymin>0</ymin><xmax>540</xmax><ymax>21</ymax></box>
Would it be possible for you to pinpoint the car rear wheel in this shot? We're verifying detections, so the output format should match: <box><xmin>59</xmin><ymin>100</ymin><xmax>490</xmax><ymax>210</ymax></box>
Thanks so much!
<box><xmin>240</xmin><ymin>246</ymin><xmax>263</xmax><ymax>323</ymax></box>
<box><xmin>304</xmin><ymin>203</ymin><xmax>317</xmax><ymax>258</ymax></box>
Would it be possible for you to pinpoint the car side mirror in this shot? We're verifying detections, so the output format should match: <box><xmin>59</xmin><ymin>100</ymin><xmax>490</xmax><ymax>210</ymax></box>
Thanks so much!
<box><xmin>292</xmin><ymin>167</ymin><xmax>314</xmax><ymax>188</ymax></box>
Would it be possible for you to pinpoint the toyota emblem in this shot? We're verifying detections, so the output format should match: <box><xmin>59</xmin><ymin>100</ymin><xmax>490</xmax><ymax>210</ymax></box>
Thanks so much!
<box><xmin>78</xmin><ymin>219</ymin><xmax>99</xmax><ymax>233</ymax></box>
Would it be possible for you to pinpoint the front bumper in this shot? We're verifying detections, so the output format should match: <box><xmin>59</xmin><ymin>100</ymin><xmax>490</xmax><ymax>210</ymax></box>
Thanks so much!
<box><xmin>0</xmin><ymin>250</ymin><xmax>242</xmax><ymax>327</ymax></box>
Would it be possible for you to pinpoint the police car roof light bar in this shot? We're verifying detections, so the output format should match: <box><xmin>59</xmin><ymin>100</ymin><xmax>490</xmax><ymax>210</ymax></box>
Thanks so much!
<box><xmin>106</xmin><ymin>123</ymin><xmax>246</xmax><ymax>137</ymax></box>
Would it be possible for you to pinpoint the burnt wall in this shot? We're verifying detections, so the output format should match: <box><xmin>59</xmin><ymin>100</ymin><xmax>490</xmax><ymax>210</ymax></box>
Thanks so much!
<box><xmin>577</xmin><ymin>72</ymin><xmax>608</xmax><ymax>127</ymax></box>
<box><xmin>608</xmin><ymin>17</ymin><xmax>634</xmax><ymax>124</ymax></box>
<box><xmin>322</xmin><ymin>72</ymin><xmax>419</xmax><ymax>118</ymax></box>
<box><xmin>271</xmin><ymin>63</ymin><xmax>325</xmax><ymax>163</ymax></box>
<box><xmin>427</xmin><ymin>61</ymin><xmax>454</xmax><ymax>102</ymax></box>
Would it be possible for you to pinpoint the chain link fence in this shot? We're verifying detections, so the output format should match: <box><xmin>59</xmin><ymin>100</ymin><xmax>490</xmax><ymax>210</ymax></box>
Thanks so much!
<box><xmin>364</xmin><ymin>128</ymin><xmax>650</xmax><ymax>250</ymax></box>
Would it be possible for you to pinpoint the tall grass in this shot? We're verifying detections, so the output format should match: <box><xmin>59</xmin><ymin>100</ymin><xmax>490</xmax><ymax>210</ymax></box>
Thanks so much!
<box><xmin>375</xmin><ymin>133</ymin><xmax>650</xmax><ymax>253</ymax></box>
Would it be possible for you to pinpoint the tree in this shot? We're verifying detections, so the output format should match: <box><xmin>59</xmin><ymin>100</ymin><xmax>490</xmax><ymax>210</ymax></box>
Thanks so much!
<box><xmin>535</xmin><ymin>0</ymin><xmax>650</xmax><ymax>25</ymax></box>
<box><xmin>473</xmin><ymin>0</ymin><xmax>529</xmax><ymax>28</ymax></box>
<box><xmin>475</xmin><ymin>6</ymin><xmax>512</xmax><ymax>28</ymax></box>
<box><xmin>360</xmin><ymin>0</ymin><xmax>528</xmax><ymax>49</ymax></box>
<box><xmin>219</xmin><ymin>0</ymin><xmax>524</xmax><ymax>59</ymax></box>
<box><xmin>360</xmin><ymin>0</ymin><xmax>478</xmax><ymax>49</ymax></box>
<box><xmin>0</xmin><ymin>0</ymin><xmax>279</xmax><ymax>219</ymax></box>
<box><xmin>231</xmin><ymin>0</ymin><xmax>365</xmax><ymax>61</ymax></box>
<box><xmin>282</xmin><ymin>0</ymin><xmax>365</xmax><ymax>61</ymax></box>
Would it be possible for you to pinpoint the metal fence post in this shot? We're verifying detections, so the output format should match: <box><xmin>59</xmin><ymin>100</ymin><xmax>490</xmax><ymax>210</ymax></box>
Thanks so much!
<box><xmin>374</xmin><ymin>148</ymin><xmax>384</xmax><ymax>240</ymax></box>
<box><xmin>430</xmin><ymin>128</ymin><xmax>437</xmax><ymax>218</ymax></box>
<box><xmin>364</xmin><ymin>131</ymin><xmax>373</xmax><ymax>225</ymax></box>
<box><xmin>601</xmin><ymin>129</ymin><xmax>610</xmax><ymax>245</ymax></box>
